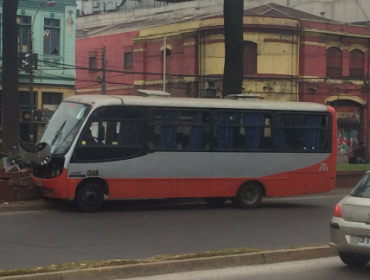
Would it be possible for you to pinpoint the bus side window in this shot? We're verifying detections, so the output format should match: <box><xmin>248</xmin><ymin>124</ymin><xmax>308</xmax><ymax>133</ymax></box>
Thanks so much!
<box><xmin>148</xmin><ymin>109</ymin><xmax>211</xmax><ymax>151</ymax></box>
<box><xmin>74</xmin><ymin>107</ymin><xmax>144</xmax><ymax>161</ymax></box>
<box><xmin>80</xmin><ymin>122</ymin><xmax>99</xmax><ymax>146</ymax></box>
<box><xmin>272</xmin><ymin>113</ymin><xmax>330</xmax><ymax>152</ymax></box>
<box><xmin>215</xmin><ymin>111</ymin><xmax>271</xmax><ymax>151</ymax></box>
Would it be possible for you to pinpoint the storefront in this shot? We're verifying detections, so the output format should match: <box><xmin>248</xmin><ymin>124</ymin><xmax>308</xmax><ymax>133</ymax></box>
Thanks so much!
<box><xmin>19</xmin><ymin>109</ymin><xmax>54</xmax><ymax>141</ymax></box>
<box><xmin>18</xmin><ymin>89</ymin><xmax>75</xmax><ymax>142</ymax></box>
<box><xmin>331</xmin><ymin>100</ymin><xmax>363</xmax><ymax>160</ymax></box>
<box><xmin>0</xmin><ymin>87</ymin><xmax>75</xmax><ymax>145</ymax></box>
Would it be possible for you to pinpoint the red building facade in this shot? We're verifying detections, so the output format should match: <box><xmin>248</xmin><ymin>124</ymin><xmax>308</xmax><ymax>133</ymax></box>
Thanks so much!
<box><xmin>76</xmin><ymin>30</ymin><xmax>139</xmax><ymax>95</ymax></box>
<box><xmin>298</xmin><ymin>20</ymin><xmax>370</xmax><ymax>159</ymax></box>
<box><xmin>76</xmin><ymin>4</ymin><xmax>370</xmax><ymax>160</ymax></box>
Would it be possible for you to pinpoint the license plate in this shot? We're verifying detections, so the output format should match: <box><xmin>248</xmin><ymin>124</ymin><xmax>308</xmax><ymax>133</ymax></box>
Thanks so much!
<box><xmin>358</xmin><ymin>237</ymin><xmax>370</xmax><ymax>247</ymax></box>
<box><xmin>36</xmin><ymin>181</ymin><xmax>43</xmax><ymax>187</ymax></box>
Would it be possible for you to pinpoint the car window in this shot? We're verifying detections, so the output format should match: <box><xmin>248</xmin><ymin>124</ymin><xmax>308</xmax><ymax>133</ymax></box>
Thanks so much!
<box><xmin>350</xmin><ymin>174</ymin><xmax>370</xmax><ymax>198</ymax></box>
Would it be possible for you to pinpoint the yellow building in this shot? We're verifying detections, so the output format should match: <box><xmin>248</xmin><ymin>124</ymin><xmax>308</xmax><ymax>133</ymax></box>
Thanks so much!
<box><xmin>132</xmin><ymin>5</ymin><xmax>305</xmax><ymax>101</ymax></box>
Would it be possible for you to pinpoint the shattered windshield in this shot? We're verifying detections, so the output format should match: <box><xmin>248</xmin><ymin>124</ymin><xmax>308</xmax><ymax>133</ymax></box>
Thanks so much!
<box><xmin>37</xmin><ymin>102</ymin><xmax>90</xmax><ymax>154</ymax></box>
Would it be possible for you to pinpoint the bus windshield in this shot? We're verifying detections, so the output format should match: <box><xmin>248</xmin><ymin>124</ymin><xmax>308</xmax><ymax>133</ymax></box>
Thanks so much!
<box><xmin>37</xmin><ymin>102</ymin><xmax>90</xmax><ymax>154</ymax></box>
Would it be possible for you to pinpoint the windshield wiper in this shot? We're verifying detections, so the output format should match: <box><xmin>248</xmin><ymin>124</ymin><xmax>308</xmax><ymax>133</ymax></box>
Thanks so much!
<box><xmin>51</xmin><ymin>121</ymin><xmax>66</xmax><ymax>146</ymax></box>
<box><xmin>53</xmin><ymin>119</ymin><xmax>83</xmax><ymax>154</ymax></box>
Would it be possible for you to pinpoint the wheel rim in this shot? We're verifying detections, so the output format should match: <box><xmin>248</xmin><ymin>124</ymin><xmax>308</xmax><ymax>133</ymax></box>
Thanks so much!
<box><xmin>242</xmin><ymin>187</ymin><xmax>258</xmax><ymax>204</ymax></box>
<box><xmin>82</xmin><ymin>189</ymin><xmax>98</xmax><ymax>206</ymax></box>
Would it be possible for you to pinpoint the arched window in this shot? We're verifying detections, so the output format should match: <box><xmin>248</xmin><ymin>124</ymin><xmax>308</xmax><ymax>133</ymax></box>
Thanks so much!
<box><xmin>243</xmin><ymin>41</ymin><xmax>258</xmax><ymax>75</ymax></box>
<box><xmin>162</xmin><ymin>48</ymin><xmax>171</xmax><ymax>78</ymax></box>
<box><xmin>349</xmin><ymin>49</ymin><xmax>365</xmax><ymax>78</ymax></box>
<box><xmin>326</xmin><ymin>47</ymin><xmax>342</xmax><ymax>77</ymax></box>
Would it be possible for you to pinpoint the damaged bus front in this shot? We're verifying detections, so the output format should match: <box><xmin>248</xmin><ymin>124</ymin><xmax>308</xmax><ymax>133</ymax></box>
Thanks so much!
<box><xmin>19</xmin><ymin>102</ymin><xmax>90</xmax><ymax>198</ymax></box>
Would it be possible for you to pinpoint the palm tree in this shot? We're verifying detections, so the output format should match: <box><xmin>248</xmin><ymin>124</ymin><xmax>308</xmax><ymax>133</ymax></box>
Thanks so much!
<box><xmin>2</xmin><ymin>0</ymin><xmax>20</xmax><ymax>154</ymax></box>
<box><xmin>222</xmin><ymin>0</ymin><xmax>244</xmax><ymax>97</ymax></box>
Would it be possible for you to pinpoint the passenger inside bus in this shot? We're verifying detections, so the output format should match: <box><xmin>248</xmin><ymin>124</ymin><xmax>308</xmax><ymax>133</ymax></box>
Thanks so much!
<box><xmin>81</xmin><ymin>127</ymin><xmax>99</xmax><ymax>146</ymax></box>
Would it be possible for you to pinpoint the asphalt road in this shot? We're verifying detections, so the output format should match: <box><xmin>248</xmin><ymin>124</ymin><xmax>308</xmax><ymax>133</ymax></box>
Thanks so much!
<box><xmin>121</xmin><ymin>257</ymin><xmax>370</xmax><ymax>280</ymax></box>
<box><xmin>0</xmin><ymin>194</ymin><xmax>346</xmax><ymax>270</ymax></box>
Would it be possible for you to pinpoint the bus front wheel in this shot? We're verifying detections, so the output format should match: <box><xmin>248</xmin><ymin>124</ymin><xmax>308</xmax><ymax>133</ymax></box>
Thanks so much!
<box><xmin>235</xmin><ymin>182</ymin><xmax>263</xmax><ymax>209</ymax></box>
<box><xmin>76</xmin><ymin>183</ymin><xmax>104</xmax><ymax>212</ymax></box>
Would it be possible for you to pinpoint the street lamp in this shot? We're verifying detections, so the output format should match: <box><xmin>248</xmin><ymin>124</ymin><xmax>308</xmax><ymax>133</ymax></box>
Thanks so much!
<box><xmin>28</xmin><ymin>1</ymin><xmax>57</xmax><ymax>143</ymax></box>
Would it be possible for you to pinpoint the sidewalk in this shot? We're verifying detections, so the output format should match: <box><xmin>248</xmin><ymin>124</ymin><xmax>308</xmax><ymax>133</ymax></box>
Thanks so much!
<box><xmin>0</xmin><ymin>199</ymin><xmax>53</xmax><ymax>213</ymax></box>
<box><xmin>0</xmin><ymin>245</ymin><xmax>336</xmax><ymax>280</ymax></box>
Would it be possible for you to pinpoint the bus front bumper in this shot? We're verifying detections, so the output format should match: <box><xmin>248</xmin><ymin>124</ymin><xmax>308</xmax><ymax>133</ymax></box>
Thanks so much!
<box><xmin>32</xmin><ymin>169</ymin><xmax>69</xmax><ymax>199</ymax></box>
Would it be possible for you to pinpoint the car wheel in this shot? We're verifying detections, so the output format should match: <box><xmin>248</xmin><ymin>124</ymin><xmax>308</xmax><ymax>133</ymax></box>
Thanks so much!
<box><xmin>76</xmin><ymin>183</ymin><xmax>104</xmax><ymax>213</ymax></box>
<box><xmin>203</xmin><ymin>197</ymin><xmax>228</xmax><ymax>207</ymax></box>
<box><xmin>339</xmin><ymin>252</ymin><xmax>370</xmax><ymax>267</ymax></box>
<box><xmin>236</xmin><ymin>182</ymin><xmax>263</xmax><ymax>209</ymax></box>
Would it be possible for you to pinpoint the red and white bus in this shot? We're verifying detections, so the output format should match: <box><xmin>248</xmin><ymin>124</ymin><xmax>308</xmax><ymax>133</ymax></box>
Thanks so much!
<box><xmin>20</xmin><ymin>90</ymin><xmax>337</xmax><ymax>212</ymax></box>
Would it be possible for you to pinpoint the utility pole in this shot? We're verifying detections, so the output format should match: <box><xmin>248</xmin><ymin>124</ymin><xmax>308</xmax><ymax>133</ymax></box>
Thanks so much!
<box><xmin>28</xmin><ymin>51</ymin><xmax>34</xmax><ymax>143</ymax></box>
<box><xmin>163</xmin><ymin>35</ymin><xmax>166</xmax><ymax>92</ymax></box>
<box><xmin>101</xmin><ymin>46</ymin><xmax>107</xmax><ymax>95</ymax></box>
<box><xmin>28</xmin><ymin>1</ymin><xmax>57</xmax><ymax>143</ymax></box>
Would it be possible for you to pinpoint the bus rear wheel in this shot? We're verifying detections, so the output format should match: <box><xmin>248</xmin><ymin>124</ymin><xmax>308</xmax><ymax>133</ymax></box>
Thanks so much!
<box><xmin>76</xmin><ymin>183</ymin><xmax>104</xmax><ymax>212</ymax></box>
<box><xmin>235</xmin><ymin>182</ymin><xmax>263</xmax><ymax>209</ymax></box>
<box><xmin>203</xmin><ymin>197</ymin><xmax>228</xmax><ymax>207</ymax></box>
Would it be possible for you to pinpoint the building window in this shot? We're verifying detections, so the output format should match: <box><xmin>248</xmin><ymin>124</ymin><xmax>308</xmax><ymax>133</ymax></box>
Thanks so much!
<box><xmin>243</xmin><ymin>41</ymin><xmax>258</xmax><ymax>75</ymax></box>
<box><xmin>42</xmin><ymin>92</ymin><xmax>62</xmax><ymax>110</ymax></box>
<box><xmin>124</xmin><ymin>46</ymin><xmax>133</xmax><ymax>68</ymax></box>
<box><xmin>124</xmin><ymin>52</ymin><xmax>133</xmax><ymax>68</ymax></box>
<box><xmin>326</xmin><ymin>47</ymin><xmax>342</xmax><ymax>77</ymax></box>
<box><xmin>44</xmin><ymin>19</ymin><xmax>60</xmax><ymax>55</ymax></box>
<box><xmin>349</xmin><ymin>49</ymin><xmax>365</xmax><ymax>78</ymax></box>
<box><xmin>162</xmin><ymin>48</ymin><xmax>172</xmax><ymax>78</ymax></box>
<box><xmin>19</xmin><ymin>91</ymin><xmax>36</xmax><ymax>111</ymax></box>
<box><xmin>17</xmin><ymin>16</ymin><xmax>31</xmax><ymax>53</ymax></box>
<box><xmin>89</xmin><ymin>51</ymin><xmax>97</xmax><ymax>70</ymax></box>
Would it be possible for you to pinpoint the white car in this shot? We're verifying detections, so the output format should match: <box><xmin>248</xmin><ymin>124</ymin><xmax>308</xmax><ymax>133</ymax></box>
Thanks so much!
<box><xmin>330</xmin><ymin>172</ymin><xmax>370</xmax><ymax>267</ymax></box>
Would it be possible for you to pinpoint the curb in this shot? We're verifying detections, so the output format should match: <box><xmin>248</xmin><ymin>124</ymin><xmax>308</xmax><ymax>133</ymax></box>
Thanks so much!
<box><xmin>290</xmin><ymin>188</ymin><xmax>351</xmax><ymax>198</ymax></box>
<box><xmin>0</xmin><ymin>202</ymin><xmax>53</xmax><ymax>213</ymax></box>
<box><xmin>0</xmin><ymin>246</ymin><xmax>336</xmax><ymax>280</ymax></box>
<box><xmin>0</xmin><ymin>189</ymin><xmax>352</xmax><ymax>213</ymax></box>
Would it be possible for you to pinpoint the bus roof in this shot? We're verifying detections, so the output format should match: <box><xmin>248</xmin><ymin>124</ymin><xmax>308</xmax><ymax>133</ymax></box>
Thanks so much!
<box><xmin>65</xmin><ymin>95</ymin><xmax>329</xmax><ymax>112</ymax></box>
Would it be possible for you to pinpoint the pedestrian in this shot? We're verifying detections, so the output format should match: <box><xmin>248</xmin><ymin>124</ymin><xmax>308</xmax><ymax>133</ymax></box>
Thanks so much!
<box><xmin>357</xmin><ymin>141</ymin><xmax>367</xmax><ymax>164</ymax></box>
<box><xmin>347</xmin><ymin>145</ymin><xmax>357</xmax><ymax>164</ymax></box>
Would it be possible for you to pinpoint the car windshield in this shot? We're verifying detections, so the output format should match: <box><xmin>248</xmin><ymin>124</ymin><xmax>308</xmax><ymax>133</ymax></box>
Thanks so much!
<box><xmin>350</xmin><ymin>174</ymin><xmax>370</xmax><ymax>198</ymax></box>
<box><xmin>37</xmin><ymin>102</ymin><xmax>90</xmax><ymax>154</ymax></box>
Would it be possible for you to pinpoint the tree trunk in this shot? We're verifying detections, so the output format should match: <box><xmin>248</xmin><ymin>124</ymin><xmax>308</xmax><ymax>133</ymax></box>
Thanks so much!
<box><xmin>2</xmin><ymin>0</ymin><xmax>20</xmax><ymax>154</ymax></box>
<box><xmin>222</xmin><ymin>0</ymin><xmax>244</xmax><ymax>97</ymax></box>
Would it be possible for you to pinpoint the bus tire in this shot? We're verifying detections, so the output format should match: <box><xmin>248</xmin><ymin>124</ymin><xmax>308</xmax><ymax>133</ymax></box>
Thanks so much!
<box><xmin>236</xmin><ymin>182</ymin><xmax>263</xmax><ymax>209</ymax></box>
<box><xmin>76</xmin><ymin>183</ymin><xmax>104</xmax><ymax>213</ymax></box>
<box><xmin>203</xmin><ymin>197</ymin><xmax>228</xmax><ymax>207</ymax></box>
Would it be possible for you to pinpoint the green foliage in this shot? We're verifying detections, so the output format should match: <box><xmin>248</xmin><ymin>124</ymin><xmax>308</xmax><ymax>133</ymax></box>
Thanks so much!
<box><xmin>0</xmin><ymin>247</ymin><xmax>261</xmax><ymax>277</ymax></box>
<box><xmin>337</xmin><ymin>164</ymin><xmax>370</xmax><ymax>171</ymax></box>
